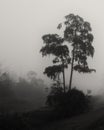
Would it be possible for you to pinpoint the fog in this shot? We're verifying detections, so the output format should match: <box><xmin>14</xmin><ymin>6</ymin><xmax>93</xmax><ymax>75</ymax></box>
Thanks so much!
<box><xmin>0</xmin><ymin>70</ymin><xmax>48</xmax><ymax>113</ymax></box>
<box><xmin>1</xmin><ymin>1</ymin><xmax>104</xmax><ymax>130</ymax></box>
<box><xmin>0</xmin><ymin>0</ymin><xmax>104</xmax><ymax>113</ymax></box>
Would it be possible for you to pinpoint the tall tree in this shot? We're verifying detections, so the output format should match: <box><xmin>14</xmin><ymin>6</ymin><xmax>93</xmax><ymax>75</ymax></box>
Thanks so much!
<box><xmin>40</xmin><ymin>34</ymin><xmax>70</xmax><ymax>93</ymax></box>
<box><xmin>40</xmin><ymin>13</ymin><xmax>95</xmax><ymax>92</ymax></box>
<box><xmin>58</xmin><ymin>14</ymin><xmax>95</xmax><ymax>90</ymax></box>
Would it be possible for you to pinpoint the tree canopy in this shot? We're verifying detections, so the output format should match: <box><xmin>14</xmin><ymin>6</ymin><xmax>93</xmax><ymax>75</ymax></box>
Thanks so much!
<box><xmin>40</xmin><ymin>13</ymin><xmax>95</xmax><ymax>92</ymax></box>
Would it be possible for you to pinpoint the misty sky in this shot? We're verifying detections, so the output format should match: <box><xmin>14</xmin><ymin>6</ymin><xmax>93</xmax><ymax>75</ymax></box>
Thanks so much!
<box><xmin>0</xmin><ymin>0</ymin><xmax>104</xmax><ymax>94</ymax></box>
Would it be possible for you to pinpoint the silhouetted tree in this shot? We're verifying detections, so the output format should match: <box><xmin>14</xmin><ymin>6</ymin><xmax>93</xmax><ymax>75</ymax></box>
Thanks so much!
<box><xmin>40</xmin><ymin>13</ymin><xmax>95</xmax><ymax>91</ymax></box>
<box><xmin>40</xmin><ymin>34</ymin><xmax>70</xmax><ymax>93</ymax></box>
<box><xmin>58</xmin><ymin>14</ymin><xmax>95</xmax><ymax>90</ymax></box>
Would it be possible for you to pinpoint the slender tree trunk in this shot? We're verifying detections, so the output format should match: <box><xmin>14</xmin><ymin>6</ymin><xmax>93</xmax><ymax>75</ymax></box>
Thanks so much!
<box><xmin>61</xmin><ymin>57</ymin><xmax>66</xmax><ymax>93</ymax></box>
<box><xmin>62</xmin><ymin>65</ymin><xmax>66</xmax><ymax>93</ymax></box>
<box><xmin>57</xmin><ymin>73</ymin><xmax>60</xmax><ymax>87</ymax></box>
<box><xmin>69</xmin><ymin>48</ymin><xmax>75</xmax><ymax>91</ymax></box>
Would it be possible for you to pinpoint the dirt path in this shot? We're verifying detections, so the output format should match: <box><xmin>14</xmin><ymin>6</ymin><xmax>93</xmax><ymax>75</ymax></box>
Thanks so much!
<box><xmin>41</xmin><ymin>108</ymin><xmax>104</xmax><ymax>130</ymax></box>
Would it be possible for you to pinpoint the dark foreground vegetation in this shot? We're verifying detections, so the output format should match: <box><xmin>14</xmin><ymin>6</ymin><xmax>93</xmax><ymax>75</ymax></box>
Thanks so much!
<box><xmin>0</xmin><ymin>87</ymin><xmax>92</xmax><ymax>130</ymax></box>
<box><xmin>46</xmin><ymin>87</ymin><xmax>91</xmax><ymax>118</ymax></box>
<box><xmin>0</xmin><ymin>109</ymin><xmax>51</xmax><ymax>130</ymax></box>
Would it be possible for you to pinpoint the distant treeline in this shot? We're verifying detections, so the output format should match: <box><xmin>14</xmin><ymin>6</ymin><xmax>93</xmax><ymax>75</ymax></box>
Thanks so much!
<box><xmin>0</xmin><ymin>71</ymin><xmax>48</xmax><ymax>113</ymax></box>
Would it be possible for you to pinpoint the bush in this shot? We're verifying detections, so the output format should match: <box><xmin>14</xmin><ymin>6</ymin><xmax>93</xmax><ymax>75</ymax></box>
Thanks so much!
<box><xmin>46</xmin><ymin>87</ymin><xmax>91</xmax><ymax>118</ymax></box>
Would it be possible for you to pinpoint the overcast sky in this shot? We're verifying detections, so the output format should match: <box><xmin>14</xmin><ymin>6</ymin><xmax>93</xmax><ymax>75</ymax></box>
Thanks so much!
<box><xmin>0</xmin><ymin>0</ymin><xmax>104</xmax><ymax>94</ymax></box>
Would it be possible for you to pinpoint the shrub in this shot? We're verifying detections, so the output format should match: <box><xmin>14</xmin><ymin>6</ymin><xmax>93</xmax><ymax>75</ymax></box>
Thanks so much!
<box><xmin>46</xmin><ymin>87</ymin><xmax>91</xmax><ymax>118</ymax></box>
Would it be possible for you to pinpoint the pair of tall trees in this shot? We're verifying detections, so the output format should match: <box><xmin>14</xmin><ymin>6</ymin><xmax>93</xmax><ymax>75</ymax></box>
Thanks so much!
<box><xmin>40</xmin><ymin>14</ymin><xmax>95</xmax><ymax>93</ymax></box>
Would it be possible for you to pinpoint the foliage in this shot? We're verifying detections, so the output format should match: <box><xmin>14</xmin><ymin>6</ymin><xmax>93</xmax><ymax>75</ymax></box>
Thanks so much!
<box><xmin>61</xmin><ymin>14</ymin><xmax>95</xmax><ymax>89</ymax></box>
<box><xmin>40</xmin><ymin>34</ymin><xmax>70</xmax><ymax>92</ymax></box>
<box><xmin>46</xmin><ymin>87</ymin><xmax>91</xmax><ymax>118</ymax></box>
<box><xmin>40</xmin><ymin>13</ymin><xmax>95</xmax><ymax>91</ymax></box>
<box><xmin>44</xmin><ymin>65</ymin><xmax>67</xmax><ymax>80</ymax></box>
<box><xmin>40</xmin><ymin>13</ymin><xmax>95</xmax><ymax>119</ymax></box>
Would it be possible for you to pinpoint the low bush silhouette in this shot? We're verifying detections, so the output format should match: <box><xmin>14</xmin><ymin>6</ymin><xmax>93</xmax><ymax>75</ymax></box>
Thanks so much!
<box><xmin>46</xmin><ymin>87</ymin><xmax>91</xmax><ymax>118</ymax></box>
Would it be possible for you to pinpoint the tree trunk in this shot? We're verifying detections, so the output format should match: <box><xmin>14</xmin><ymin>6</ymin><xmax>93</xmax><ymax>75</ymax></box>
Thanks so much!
<box><xmin>61</xmin><ymin>57</ymin><xmax>66</xmax><ymax>93</ymax></box>
<box><xmin>69</xmin><ymin>48</ymin><xmax>75</xmax><ymax>91</ymax></box>
<box><xmin>63</xmin><ymin>65</ymin><xmax>66</xmax><ymax>93</ymax></box>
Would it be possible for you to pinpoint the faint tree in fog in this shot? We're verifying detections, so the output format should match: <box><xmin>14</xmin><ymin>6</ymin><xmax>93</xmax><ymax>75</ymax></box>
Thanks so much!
<box><xmin>0</xmin><ymin>72</ymin><xmax>17</xmax><ymax>112</ymax></box>
<box><xmin>40</xmin><ymin>13</ymin><xmax>95</xmax><ymax>91</ymax></box>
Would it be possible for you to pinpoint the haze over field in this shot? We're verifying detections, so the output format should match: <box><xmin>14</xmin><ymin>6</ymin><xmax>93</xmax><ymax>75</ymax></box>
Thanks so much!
<box><xmin>0</xmin><ymin>0</ymin><xmax>104</xmax><ymax>95</ymax></box>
